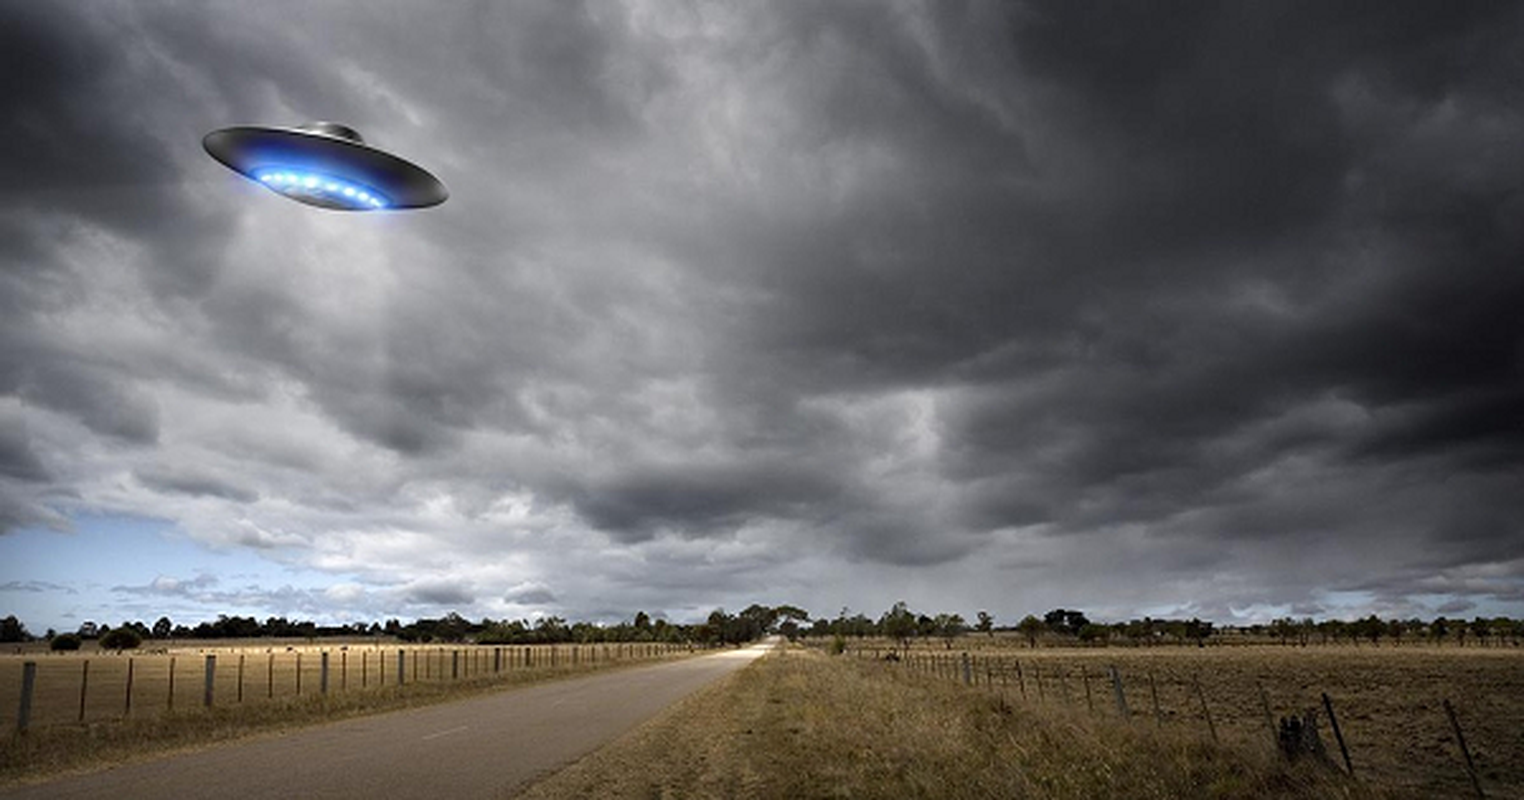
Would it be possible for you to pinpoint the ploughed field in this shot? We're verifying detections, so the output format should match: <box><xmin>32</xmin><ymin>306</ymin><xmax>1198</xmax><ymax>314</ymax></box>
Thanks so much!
<box><xmin>842</xmin><ymin>638</ymin><xmax>1522</xmax><ymax>798</ymax></box>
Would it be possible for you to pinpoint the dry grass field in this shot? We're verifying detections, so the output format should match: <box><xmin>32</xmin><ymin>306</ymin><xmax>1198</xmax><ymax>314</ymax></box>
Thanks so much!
<box><xmin>840</xmin><ymin>638</ymin><xmax>1522</xmax><ymax>798</ymax></box>
<box><xmin>521</xmin><ymin>645</ymin><xmax>1375</xmax><ymax>799</ymax></box>
<box><xmin>0</xmin><ymin>640</ymin><xmax>689</xmax><ymax>784</ymax></box>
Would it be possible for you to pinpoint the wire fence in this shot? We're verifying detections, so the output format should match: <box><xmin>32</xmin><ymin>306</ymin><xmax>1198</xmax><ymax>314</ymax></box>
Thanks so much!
<box><xmin>2</xmin><ymin>641</ymin><xmax>689</xmax><ymax>732</ymax></box>
<box><xmin>830</xmin><ymin>640</ymin><xmax>1517</xmax><ymax>799</ymax></box>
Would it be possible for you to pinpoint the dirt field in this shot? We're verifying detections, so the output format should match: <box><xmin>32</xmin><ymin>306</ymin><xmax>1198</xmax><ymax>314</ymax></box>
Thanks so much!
<box><xmin>841</xmin><ymin>638</ymin><xmax>1522</xmax><ymax>798</ymax></box>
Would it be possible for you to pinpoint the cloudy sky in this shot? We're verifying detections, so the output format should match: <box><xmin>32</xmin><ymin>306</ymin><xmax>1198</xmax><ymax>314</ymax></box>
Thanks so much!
<box><xmin>3</xmin><ymin>1</ymin><xmax>1522</xmax><ymax>633</ymax></box>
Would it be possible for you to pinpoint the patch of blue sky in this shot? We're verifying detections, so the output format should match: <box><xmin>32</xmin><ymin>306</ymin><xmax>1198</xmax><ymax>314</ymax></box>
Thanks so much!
<box><xmin>0</xmin><ymin>513</ymin><xmax>340</xmax><ymax>633</ymax></box>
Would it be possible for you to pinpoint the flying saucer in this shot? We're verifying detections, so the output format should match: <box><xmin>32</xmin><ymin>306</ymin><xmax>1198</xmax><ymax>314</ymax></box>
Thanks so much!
<box><xmin>203</xmin><ymin>122</ymin><xmax>447</xmax><ymax>211</ymax></box>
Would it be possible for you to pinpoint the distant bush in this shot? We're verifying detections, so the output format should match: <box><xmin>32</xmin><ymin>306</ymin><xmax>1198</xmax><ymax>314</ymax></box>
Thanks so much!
<box><xmin>829</xmin><ymin>634</ymin><xmax>847</xmax><ymax>655</ymax></box>
<box><xmin>100</xmin><ymin>627</ymin><xmax>143</xmax><ymax>651</ymax></box>
<box><xmin>50</xmin><ymin>633</ymin><xmax>82</xmax><ymax>651</ymax></box>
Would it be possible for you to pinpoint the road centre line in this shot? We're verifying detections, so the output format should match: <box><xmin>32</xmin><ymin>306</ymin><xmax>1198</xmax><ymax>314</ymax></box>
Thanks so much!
<box><xmin>421</xmin><ymin>725</ymin><xmax>470</xmax><ymax>741</ymax></box>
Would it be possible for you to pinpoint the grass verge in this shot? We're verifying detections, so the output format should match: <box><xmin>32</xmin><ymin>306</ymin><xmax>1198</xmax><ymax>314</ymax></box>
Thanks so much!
<box><xmin>0</xmin><ymin>653</ymin><xmax>696</xmax><ymax>787</ymax></box>
<box><xmin>520</xmin><ymin>646</ymin><xmax>1391</xmax><ymax>799</ymax></box>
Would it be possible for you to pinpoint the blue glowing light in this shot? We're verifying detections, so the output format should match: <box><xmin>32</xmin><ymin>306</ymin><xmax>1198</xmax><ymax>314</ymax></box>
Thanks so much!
<box><xmin>252</xmin><ymin>168</ymin><xmax>389</xmax><ymax>210</ymax></box>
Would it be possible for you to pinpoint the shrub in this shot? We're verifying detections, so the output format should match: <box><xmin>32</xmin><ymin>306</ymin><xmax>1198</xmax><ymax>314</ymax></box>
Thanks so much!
<box><xmin>100</xmin><ymin>627</ymin><xmax>142</xmax><ymax>651</ymax></box>
<box><xmin>50</xmin><ymin>633</ymin><xmax>82</xmax><ymax>651</ymax></box>
<box><xmin>829</xmin><ymin>633</ymin><xmax>847</xmax><ymax>655</ymax></box>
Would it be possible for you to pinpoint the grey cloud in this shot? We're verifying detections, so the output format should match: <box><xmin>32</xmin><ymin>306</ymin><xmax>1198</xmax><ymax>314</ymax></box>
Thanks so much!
<box><xmin>503</xmin><ymin>585</ymin><xmax>557</xmax><ymax>606</ymax></box>
<box><xmin>135</xmin><ymin>469</ymin><xmax>259</xmax><ymax>504</ymax></box>
<box><xmin>3</xmin><ymin>2</ymin><xmax>1522</xmax><ymax>627</ymax></box>
<box><xmin>1436</xmin><ymin>599</ymin><xmax>1476</xmax><ymax>615</ymax></box>
<box><xmin>1</xmin><ymin>580</ymin><xmax>75</xmax><ymax>594</ymax></box>
<box><xmin>403</xmin><ymin>581</ymin><xmax>474</xmax><ymax>607</ymax></box>
<box><xmin>113</xmin><ymin>574</ymin><xmax>220</xmax><ymax>598</ymax></box>
<box><xmin>0</xmin><ymin>417</ymin><xmax>49</xmax><ymax>482</ymax></box>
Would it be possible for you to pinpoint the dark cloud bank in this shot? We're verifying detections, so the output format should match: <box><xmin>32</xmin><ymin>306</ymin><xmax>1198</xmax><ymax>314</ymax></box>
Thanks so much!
<box><xmin>1</xmin><ymin>1</ymin><xmax>1521</xmax><ymax>625</ymax></box>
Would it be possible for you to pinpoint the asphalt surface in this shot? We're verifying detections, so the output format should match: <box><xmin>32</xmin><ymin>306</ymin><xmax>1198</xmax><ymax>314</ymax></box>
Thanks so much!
<box><xmin>3</xmin><ymin>642</ymin><xmax>773</xmax><ymax>799</ymax></box>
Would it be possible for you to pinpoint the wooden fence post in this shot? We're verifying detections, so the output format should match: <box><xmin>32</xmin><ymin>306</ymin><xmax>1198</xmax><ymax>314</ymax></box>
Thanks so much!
<box><xmin>168</xmin><ymin>656</ymin><xmax>176</xmax><ymax>711</ymax></box>
<box><xmin>1443</xmin><ymin>699</ymin><xmax>1486</xmax><ymax>799</ymax></box>
<box><xmin>1082</xmin><ymin>667</ymin><xmax>1094</xmax><ymax>713</ymax></box>
<box><xmin>1109</xmin><ymin>665</ymin><xmax>1129</xmax><ymax>721</ymax></box>
<box><xmin>16</xmin><ymin>661</ymin><xmax>36</xmax><ymax>734</ymax></box>
<box><xmin>78</xmin><ymin>660</ymin><xmax>90</xmax><ymax>722</ymax></box>
<box><xmin>124</xmin><ymin>657</ymin><xmax>134</xmax><ymax>717</ymax></box>
<box><xmin>320</xmin><ymin>652</ymin><xmax>329</xmax><ymax>695</ymax></box>
<box><xmin>341</xmin><ymin>651</ymin><xmax>347</xmax><ymax>691</ymax></box>
<box><xmin>296</xmin><ymin>653</ymin><xmax>303</xmax><ymax>695</ymax></box>
<box><xmin>961</xmin><ymin>652</ymin><xmax>971</xmax><ymax>686</ymax></box>
<box><xmin>1321</xmin><ymin>693</ymin><xmax>1353</xmax><ymax>776</ymax></box>
<box><xmin>204</xmin><ymin>655</ymin><xmax>216</xmax><ymax>707</ymax></box>
<box><xmin>397</xmin><ymin>649</ymin><xmax>406</xmax><ymax>685</ymax></box>
<box><xmin>1149</xmin><ymin>671</ymin><xmax>1162</xmax><ymax>727</ymax></box>
<box><xmin>1257</xmin><ymin>682</ymin><xmax>1276</xmax><ymax>746</ymax></box>
<box><xmin>452</xmin><ymin>650</ymin><xmax>459</xmax><ymax>680</ymax></box>
<box><xmin>238</xmin><ymin>654</ymin><xmax>246</xmax><ymax>703</ymax></box>
<box><xmin>1193</xmin><ymin>674</ymin><xmax>1217</xmax><ymax>743</ymax></box>
<box><xmin>1015</xmin><ymin>659</ymin><xmax>1026</xmax><ymax>700</ymax></box>
<box><xmin>267</xmin><ymin>653</ymin><xmax>274</xmax><ymax>698</ymax></box>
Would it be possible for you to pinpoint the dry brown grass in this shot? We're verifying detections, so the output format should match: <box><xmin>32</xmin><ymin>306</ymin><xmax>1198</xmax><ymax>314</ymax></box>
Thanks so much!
<box><xmin>846</xmin><ymin>639</ymin><xmax>1522</xmax><ymax>798</ymax></box>
<box><xmin>520</xmin><ymin>646</ymin><xmax>1378</xmax><ymax>799</ymax></box>
<box><xmin>0</xmin><ymin>642</ymin><xmax>693</xmax><ymax>786</ymax></box>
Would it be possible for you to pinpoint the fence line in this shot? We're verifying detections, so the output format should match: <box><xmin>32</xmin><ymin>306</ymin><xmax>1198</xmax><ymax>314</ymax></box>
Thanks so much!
<box><xmin>836</xmin><ymin>642</ymin><xmax>1507</xmax><ymax>797</ymax></box>
<box><xmin>4</xmin><ymin>641</ymin><xmax>698</xmax><ymax>733</ymax></box>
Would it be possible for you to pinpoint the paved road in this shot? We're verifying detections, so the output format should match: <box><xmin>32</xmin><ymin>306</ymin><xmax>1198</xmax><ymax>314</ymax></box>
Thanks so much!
<box><xmin>3</xmin><ymin>642</ymin><xmax>772</xmax><ymax>799</ymax></box>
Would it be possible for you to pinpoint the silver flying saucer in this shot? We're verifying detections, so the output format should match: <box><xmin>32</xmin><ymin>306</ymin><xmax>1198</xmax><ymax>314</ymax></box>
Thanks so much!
<box><xmin>203</xmin><ymin>122</ymin><xmax>447</xmax><ymax>211</ymax></box>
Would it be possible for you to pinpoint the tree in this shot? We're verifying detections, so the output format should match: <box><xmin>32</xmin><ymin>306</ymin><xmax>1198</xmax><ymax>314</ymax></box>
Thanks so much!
<box><xmin>976</xmin><ymin>610</ymin><xmax>994</xmax><ymax>637</ymax></box>
<box><xmin>1077</xmin><ymin>623</ymin><xmax>1109</xmax><ymax>644</ymax></box>
<box><xmin>879</xmin><ymin>601</ymin><xmax>918</xmax><ymax>652</ymax></box>
<box><xmin>0</xmin><ymin>615</ymin><xmax>29</xmax><ymax>643</ymax></box>
<box><xmin>1043</xmin><ymin>609</ymin><xmax>1090</xmax><ymax>637</ymax></box>
<box><xmin>1016</xmin><ymin>615</ymin><xmax>1044</xmax><ymax>648</ymax></box>
<box><xmin>100</xmin><ymin>627</ymin><xmax>142</xmax><ymax>651</ymax></box>
<box><xmin>1183</xmin><ymin>618</ymin><xmax>1213</xmax><ymax>647</ymax></box>
<box><xmin>773</xmin><ymin>605</ymin><xmax>810</xmax><ymax>626</ymax></box>
<box><xmin>50</xmin><ymin>633</ymin><xmax>82</xmax><ymax>651</ymax></box>
<box><xmin>936</xmin><ymin>614</ymin><xmax>966</xmax><ymax>649</ymax></box>
<box><xmin>633</xmin><ymin>611</ymin><xmax>651</xmax><ymax>631</ymax></box>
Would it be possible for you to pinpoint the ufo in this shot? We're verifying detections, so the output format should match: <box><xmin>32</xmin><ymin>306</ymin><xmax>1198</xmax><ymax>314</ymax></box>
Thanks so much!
<box><xmin>203</xmin><ymin>122</ymin><xmax>447</xmax><ymax>211</ymax></box>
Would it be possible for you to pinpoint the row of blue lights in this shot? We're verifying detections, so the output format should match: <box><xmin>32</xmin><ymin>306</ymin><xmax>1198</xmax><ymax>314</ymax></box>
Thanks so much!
<box><xmin>255</xmin><ymin>170</ymin><xmax>388</xmax><ymax>209</ymax></box>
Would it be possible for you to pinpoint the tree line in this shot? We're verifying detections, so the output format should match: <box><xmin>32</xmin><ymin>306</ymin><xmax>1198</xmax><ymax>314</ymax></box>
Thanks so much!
<box><xmin>797</xmin><ymin>603</ymin><xmax>1522</xmax><ymax>650</ymax></box>
<box><xmin>4</xmin><ymin>605</ymin><xmax>1520</xmax><ymax>652</ymax></box>
<box><xmin>0</xmin><ymin>604</ymin><xmax>805</xmax><ymax>651</ymax></box>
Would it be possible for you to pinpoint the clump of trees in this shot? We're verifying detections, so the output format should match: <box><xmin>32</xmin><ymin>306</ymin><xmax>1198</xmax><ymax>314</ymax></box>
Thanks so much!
<box><xmin>99</xmin><ymin>627</ymin><xmax>142</xmax><ymax>651</ymax></box>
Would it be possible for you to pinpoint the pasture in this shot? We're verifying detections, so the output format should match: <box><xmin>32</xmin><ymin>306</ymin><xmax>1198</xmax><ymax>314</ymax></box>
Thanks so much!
<box><xmin>1</xmin><ymin>640</ymin><xmax>683</xmax><ymax>730</ymax></box>
<box><xmin>840</xmin><ymin>637</ymin><xmax>1523</xmax><ymax>798</ymax></box>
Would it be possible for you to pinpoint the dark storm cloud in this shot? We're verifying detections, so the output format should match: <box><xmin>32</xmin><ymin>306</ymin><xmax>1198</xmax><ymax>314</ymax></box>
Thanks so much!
<box><xmin>403</xmin><ymin>581</ymin><xmax>475</xmax><ymax>607</ymax></box>
<box><xmin>3</xmin><ymin>1</ymin><xmax>1522</xmax><ymax>625</ymax></box>
<box><xmin>0</xmin><ymin>419</ymin><xmax>49</xmax><ymax>482</ymax></box>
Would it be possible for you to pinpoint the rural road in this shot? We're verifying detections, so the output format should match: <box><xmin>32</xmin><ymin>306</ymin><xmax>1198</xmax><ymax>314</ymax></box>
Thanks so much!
<box><xmin>3</xmin><ymin>641</ymin><xmax>774</xmax><ymax>799</ymax></box>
